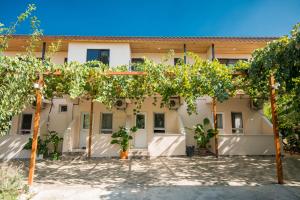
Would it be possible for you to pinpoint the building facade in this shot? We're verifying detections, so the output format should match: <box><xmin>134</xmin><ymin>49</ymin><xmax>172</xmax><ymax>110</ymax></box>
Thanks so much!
<box><xmin>0</xmin><ymin>36</ymin><xmax>278</xmax><ymax>160</ymax></box>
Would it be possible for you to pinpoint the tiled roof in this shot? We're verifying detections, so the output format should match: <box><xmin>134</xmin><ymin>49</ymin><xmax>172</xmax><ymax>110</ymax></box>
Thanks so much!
<box><xmin>10</xmin><ymin>35</ymin><xmax>278</xmax><ymax>42</ymax></box>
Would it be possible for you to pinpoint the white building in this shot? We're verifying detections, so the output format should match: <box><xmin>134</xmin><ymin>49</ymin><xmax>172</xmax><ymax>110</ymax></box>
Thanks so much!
<box><xmin>0</xmin><ymin>36</ymin><xmax>278</xmax><ymax>160</ymax></box>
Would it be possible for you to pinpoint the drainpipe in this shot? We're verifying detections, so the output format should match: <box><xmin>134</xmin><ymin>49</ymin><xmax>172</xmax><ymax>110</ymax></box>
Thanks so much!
<box><xmin>184</xmin><ymin>44</ymin><xmax>187</xmax><ymax>64</ymax></box>
<box><xmin>211</xmin><ymin>43</ymin><xmax>215</xmax><ymax>60</ymax></box>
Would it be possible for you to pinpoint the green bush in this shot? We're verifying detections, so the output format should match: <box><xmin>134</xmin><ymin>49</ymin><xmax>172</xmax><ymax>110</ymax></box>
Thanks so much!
<box><xmin>0</xmin><ymin>165</ymin><xmax>28</xmax><ymax>200</ymax></box>
<box><xmin>111</xmin><ymin>126</ymin><xmax>138</xmax><ymax>152</ymax></box>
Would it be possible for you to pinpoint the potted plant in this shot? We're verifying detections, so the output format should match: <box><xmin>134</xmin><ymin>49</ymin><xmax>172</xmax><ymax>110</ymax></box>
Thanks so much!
<box><xmin>46</xmin><ymin>131</ymin><xmax>63</xmax><ymax>160</ymax></box>
<box><xmin>193</xmin><ymin>118</ymin><xmax>215</xmax><ymax>155</ymax></box>
<box><xmin>23</xmin><ymin>136</ymin><xmax>48</xmax><ymax>159</ymax></box>
<box><xmin>111</xmin><ymin>126</ymin><xmax>138</xmax><ymax>159</ymax></box>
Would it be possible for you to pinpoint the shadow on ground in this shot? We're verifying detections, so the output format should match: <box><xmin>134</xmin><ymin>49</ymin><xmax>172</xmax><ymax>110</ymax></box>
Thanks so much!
<box><xmin>2</xmin><ymin>156</ymin><xmax>300</xmax><ymax>199</ymax></box>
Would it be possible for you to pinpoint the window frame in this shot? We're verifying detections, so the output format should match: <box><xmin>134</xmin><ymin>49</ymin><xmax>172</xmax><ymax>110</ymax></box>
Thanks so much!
<box><xmin>174</xmin><ymin>57</ymin><xmax>183</xmax><ymax>65</ymax></box>
<box><xmin>212</xmin><ymin>112</ymin><xmax>225</xmax><ymax>130</ymax></box>
<box><xmin>153</xmin><ymin>112</ymin><xmax>165</xmax><ymax>133</ymax></box>
<box><xmin>218</xmin><ymin>58</ymin><xmax>248</xmax><ymax>66</ymax></box>
<box><xmin>135</xmin><ymin>113</ymin><xmax>146</xmax><ymax>129</ymax></box>
<box><xmin>231</xmin><ymin>112</ymin><xmax>244</xmax><ymax>134</ymax></box>
<box><xmin>19</xmin><ymin>113</ymin><xmax>33</xmax><ymax>134</ymax></box>
<box><xmin>81</xmin><ymin>112</ymin><xmax>90</xmax><ymax>130</ymax></box>
<box><xmin>59</xmin><ymin>104</ymin><xmax>68</xmax><ymax>113</ymax></box>
<box><xmin>100</xmin><ymin>112</ymin><xmax>113</xmax><ymax>134</ymax></box>
<box><xmin>86</xmin><ymin>49</ymin><xmax>110</xmax><ymax>65</ymax></box>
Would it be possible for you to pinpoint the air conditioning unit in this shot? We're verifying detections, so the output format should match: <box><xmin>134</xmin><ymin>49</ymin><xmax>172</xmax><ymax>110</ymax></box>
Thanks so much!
<box><xmin>169</xmin><ymin>96</ymin><xmax>181</xmax><ymax>110</ymax></box>
<box><xmin>32</xmin><ymin>102</ymin><xmax>48</xmax><ymax>110</ymax></box>
<box><xmin>114</xmin><ymin>99</ymin><xmax>127</xmax><ymax>110</ymax></box>
<box><xmin>250</xmin><ymin>98</ymin><xmax>264</xmax><ymax>110</ymax></box>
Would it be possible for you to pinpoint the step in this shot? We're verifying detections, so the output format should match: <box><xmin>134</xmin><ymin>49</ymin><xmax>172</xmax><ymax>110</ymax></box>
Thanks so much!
<box><xmin>129</xmin><ymin>148</ymin><xmax>149</xmax><ymax>159</ymax></box>
<box><xmin>62</xmin><ymin>149</ymin><xmax>87</xmax><ymax>160</ymax></box>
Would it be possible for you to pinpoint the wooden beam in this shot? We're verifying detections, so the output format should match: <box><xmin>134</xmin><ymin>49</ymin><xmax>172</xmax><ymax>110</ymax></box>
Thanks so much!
<box><xmin>106</xmin><ymin>71</ymin><xmax>146</xmax><ymax>76</ymax></box>
<box><xmin>269</xmin><ymin>74</ymin><xmax>284</xmax><ymax>184</ymax></box>
<box><xmin>88</xmin><ymin>100</ymin><xmax>94</xmax><ymax>158</ymax></box>
<box><xmin>28</xmin><ymin>74</ymin><xmax>43</xmax><ymax>186</ymax></box>
<box><xmin>212</xmin><ymin>97</ymin><xmax>219</xmax><ymax>158</ymax></box>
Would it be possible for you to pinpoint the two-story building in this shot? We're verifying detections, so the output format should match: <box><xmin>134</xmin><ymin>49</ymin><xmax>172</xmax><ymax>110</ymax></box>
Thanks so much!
<box><xmin>0</xmin><ymin>36</ymin><xmax>277</xmax><ymax>160</ymax></box>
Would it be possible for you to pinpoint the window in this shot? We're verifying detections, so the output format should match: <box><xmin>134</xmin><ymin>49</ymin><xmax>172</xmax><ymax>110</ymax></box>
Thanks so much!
<box><xmin>174</xmin><ymin>58</ymin><xmax>183</xmax><ymax>65</ymax></box>
<box><xmin>20</xmin><ymin>114</ymin><xmax>33</xmax><ymax>134</ymax></box>
<box><xmin>131</xmin><ymin>58</ymin><xmax>144</xmax><ymax>71</ymax></box>
<box><xmin>218</xmin><ymin>58</ymin><xmax>247</xmax><ymax>66</ymax></box>
<box><xmin>86</xmin><ymin>49</ymin><xmax>110</xmax><ymax>65</ymax></box>
<box><xmin>101</xmin><ymin>113</ymin><xmax>113</xmax><ymax>134</ymax></box>
<box><xmin>213</xmin><ymin>113</ymin><xmax>224</xmax><ymax>130</ymax></box>
<box><xmin>136</xmin><ymin>114</ymin><xmax>145</xmax><ymax>129</ymax></box>
<box><xmin>59</xmin><ymin>105</ymin><xmax>68</xmax><ymax>112</ymax></box>
<box><xmin>81</xmin><ymin>113</ymin><xmax>90</xmax><ymax>129</ymax></box>
<box><xmin>154</xmin><ymin>113</ymin><xmax>165</xmax><ymax>133</ymax></box>
<box><xmin>131</xmin><ymin>58</ymin><xmax>144</xmax><ymax>64</ymax></box>
<box><xmin>231</xmin><ymin>112</ymin><xmax>243</xmax><ymax>134</ymax></box>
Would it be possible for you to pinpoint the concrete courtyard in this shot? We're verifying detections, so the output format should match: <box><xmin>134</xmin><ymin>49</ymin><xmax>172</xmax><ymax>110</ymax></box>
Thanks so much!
<box><xmin>3</xmin><ymin>155</ymin><xmax>300</xmax><ymax>199</ymax></box>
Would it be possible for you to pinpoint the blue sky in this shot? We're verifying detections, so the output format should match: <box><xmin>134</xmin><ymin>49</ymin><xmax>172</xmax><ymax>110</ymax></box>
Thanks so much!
<box><xmin>1</xmin><ymin>0</ymin><xmax>300</xmax><ymax>37</ymax></box>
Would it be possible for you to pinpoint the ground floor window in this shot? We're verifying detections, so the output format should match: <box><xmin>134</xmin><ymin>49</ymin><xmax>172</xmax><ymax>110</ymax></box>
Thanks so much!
<box><xmin>20</xmin><ymin>113</ymin><xmax>33</xmax><ymax>134</ymax></box>
<box><xmin>231</xmin><ymin>112</ymin><xmax>243</xmax><ymax>134</ymax></box>
<box><xmin>154</xmin><ymin>113</ymin><xmax>165</xmax><ymax>133</ymax></box>
<box><xmin>101</xmin><ymin>113</ymin><xmax>113</xmax><ymax>134</ymax></box>
<box><xmin>213</xmin><ymin>113</ymin><xmax>224</xmax><ymax>130</ymax></box>
<box><xmin>81</xmin><ymin>113</ymin><xmax>90</xmax><ymax>129</ymax></box>
<box><xmin>136</xmin><ymin>113</ymin><xmax>145</xmax><ymax>129</ymax></box>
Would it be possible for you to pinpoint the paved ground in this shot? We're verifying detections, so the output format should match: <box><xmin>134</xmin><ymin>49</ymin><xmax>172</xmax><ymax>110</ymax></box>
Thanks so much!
<box><xmin>3</xmin><ymin>155</ymin><xmax>300</xmax><ymax>199</ymax></box>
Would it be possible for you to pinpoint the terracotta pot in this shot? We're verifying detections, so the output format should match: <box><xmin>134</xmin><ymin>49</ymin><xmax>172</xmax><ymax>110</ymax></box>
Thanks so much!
<box><xmin>120</xmin><ymin>150</ymin><xmax>128</xmax><ymax>159</ymax></box>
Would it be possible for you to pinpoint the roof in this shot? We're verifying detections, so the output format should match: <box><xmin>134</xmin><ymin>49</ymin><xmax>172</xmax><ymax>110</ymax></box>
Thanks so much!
<box><xmin>4</xmin><ymin>35</ymin><xmax>278</xmax><ymax>54</ymax></box>
<box><xmin>10</xmin><ymin>34</ymin><xmax>278</xmax><ymax>42</ymax></box>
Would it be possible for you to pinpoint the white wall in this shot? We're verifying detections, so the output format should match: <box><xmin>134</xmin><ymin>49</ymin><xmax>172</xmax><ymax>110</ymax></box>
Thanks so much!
<box><xmin>69</xmin><ymin>97</ymin><xmax>183</xmax><ymax>157</ymax></box>
<box><xmin>68</xmin><ymin>43</ymin><xmax>131</xmax><ymax>67</ymax></box>
<box><xmin>218</xmin><ymin>135</ymin><xmax>278</xmax><ymax>155</ymax></box>
<box><xmin>2</xmin><ymin>51</ymin><xmax>67</xmax><ymax>65</ymax></box>
<box><xmin>178</xmin><ymin>96</ymin><xmax>276</xmax><ymax>155</ymax></box>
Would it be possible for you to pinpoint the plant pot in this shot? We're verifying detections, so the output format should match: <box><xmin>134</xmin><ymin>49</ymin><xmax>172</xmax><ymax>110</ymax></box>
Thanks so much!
<box><xmin>120</xmin><ymin>150</ymin><xmax>128</xmax><ymax>159</ymax></box>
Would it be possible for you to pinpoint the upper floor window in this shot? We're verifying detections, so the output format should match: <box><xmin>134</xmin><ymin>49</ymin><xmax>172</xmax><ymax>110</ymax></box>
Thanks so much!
<box><xmin>174</xmin><ymin>58</ymin><xmax>183</xmax><ymax>65</ymax></box>
<box><xmin>131</xmin><ymin>58</ymin><xmax>144</xmax><ymax>71</ymax></box>
<box><xmin>86</xmin><ymin>49</ymin><xmax>110</xmax><ymax>65</ymax></box>
<box><xmin>218</xmin><ymin>58</ymin><xmax>247</xmax><ymax>66</ymax></box>
<box><xmin>59</xmin><ymin>105</ymin><xmax>68</xmax><ymax>113</ymax></box>
<box><xmin>231</xmin><ymin>112</ymin><xmax>243</xmax><ymax>134</ymax></box>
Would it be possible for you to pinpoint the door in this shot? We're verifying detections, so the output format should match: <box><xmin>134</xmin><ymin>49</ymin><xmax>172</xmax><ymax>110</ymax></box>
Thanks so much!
<box><xmin>134</xmin><ymin>113</ymin><xmax>147</xmax><ymax>148</ymax></box>
<box><xmin>80</xmin><ymin>112</ymin><xmax>89</xmax><ymax>149</ymax></box>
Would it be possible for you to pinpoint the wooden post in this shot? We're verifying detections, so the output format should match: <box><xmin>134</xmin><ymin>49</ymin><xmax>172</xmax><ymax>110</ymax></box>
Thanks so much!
<box><xmin>28</xmin><ymin>75</ymin><xmax>43</xmax><ymax>186</ymax></box>
<box><xmin>28</xmin><ymin>42</ymin><xmax>46</xmax><ymax>186</ymax></box>
<box><xmin>269</xmin><ymin>74</ymin><xmax>284</xmax><ymax>184</ymax></box>
<box><xmin>212</xmin><ymin>97</ymin><xmax>218</xmax><ymax>158</ymax></box>
<box><xmin>88</xmin><ymin>100</ymin><xmax>94</xmax><ymax>158</ymax></box>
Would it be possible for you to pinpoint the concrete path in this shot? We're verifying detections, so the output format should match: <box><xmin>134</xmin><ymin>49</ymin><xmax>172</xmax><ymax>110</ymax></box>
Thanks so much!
<box><xmin>4</xmin><ymin>156</ymin><xmax>300</xmax><ymax>199</ymax></box>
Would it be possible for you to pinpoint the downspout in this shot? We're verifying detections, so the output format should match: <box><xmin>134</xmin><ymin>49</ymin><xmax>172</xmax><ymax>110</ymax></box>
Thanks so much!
<box><xmin>211</xmin><ymin>43</ymin><xmax>218</xmax><ymax>158</ymax></box>
<box><xmin>184</xmin><ymin>44</ymin><xmax>187</xmax><ymax>64</ymax></box>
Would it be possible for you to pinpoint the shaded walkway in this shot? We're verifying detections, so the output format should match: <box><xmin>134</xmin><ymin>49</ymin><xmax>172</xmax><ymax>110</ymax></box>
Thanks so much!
<box><xmin>2</xmin><ymin>156</ymin><xmax>300</xmax><ymax>199</ymax></box>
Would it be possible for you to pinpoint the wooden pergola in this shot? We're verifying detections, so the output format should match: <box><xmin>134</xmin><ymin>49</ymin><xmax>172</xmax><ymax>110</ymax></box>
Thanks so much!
<box><xmin>27</xmin><ymin>43</ymin><xmax>284</xmax><ymax>186</ymax></box>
